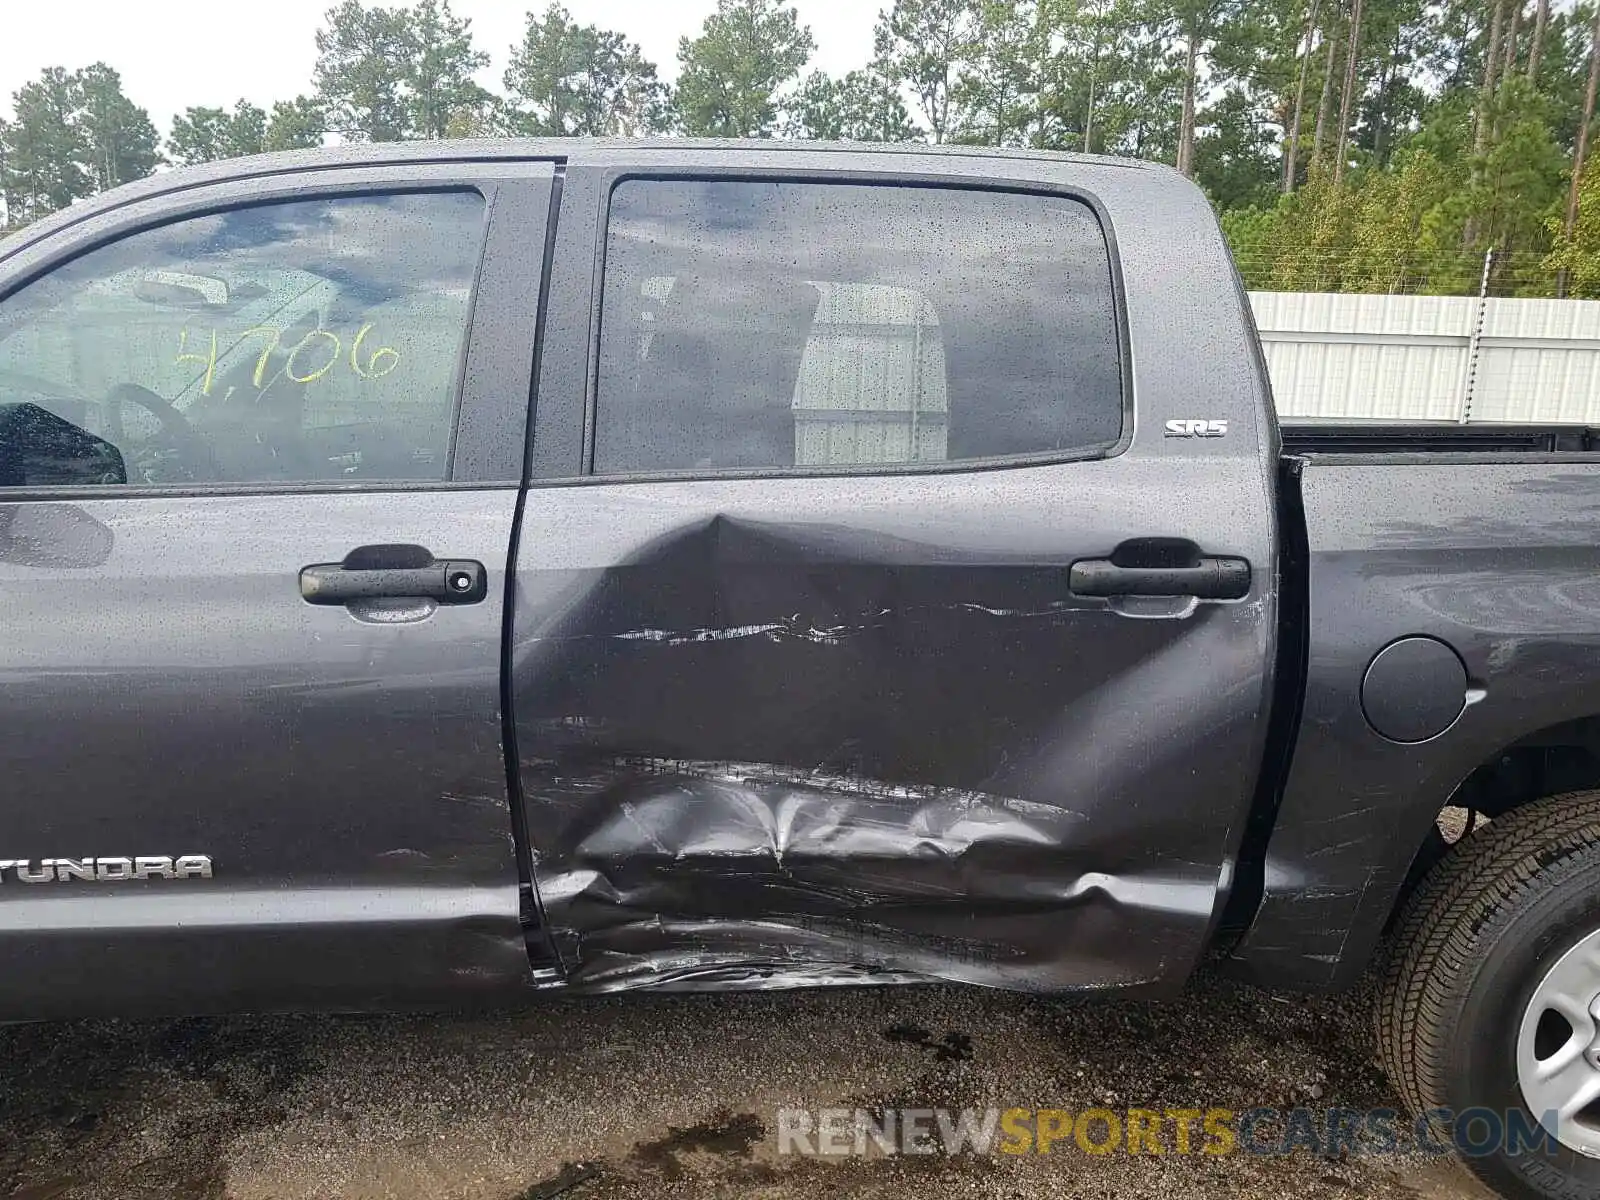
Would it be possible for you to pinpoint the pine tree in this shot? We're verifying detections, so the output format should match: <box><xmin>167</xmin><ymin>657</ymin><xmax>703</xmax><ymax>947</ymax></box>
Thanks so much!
<box><xmin>953</xmin><ymin>0</ymin><xmax>1046</xmax><ymax>146</ymax></box>
<box><xmin>265</xmin><ymin>97</ymin><xmax>325</xmax><ymax>151</ymax></box>
<box><xmin>503</xmin><ymin>4</ymin><xmax>668</xmax><ymax>136</ymax></box>
<box><xmin>168</xmin><ymin>101</ymin><xmax>268</xmax><ymax>165</ymax></box>
<box><xmin>404</xmin><ymin>0</ymin><xmax>491</xmax><ymax>138</ymax></box>
<box><xmin>873</xmin><ymin>0</ymin><xmax>978</xmax><ymax>143</ymax></box>
<box><xmin>788</xmin><ymin>70</ymin><xmax>919</xmax><ymax>140</ymax></box>
<box><xmin>313</xmin><ymin>0</ymin><xmax>412</xmax><ymax>141</ymax></box>
<box><xmin>73</xmin><ymin>63</ymin><xmax>160</xmax><ymax>192</ymax></box>
<box><xmin>674</xmin><ymin>0</ymin><xmax>815</xmax><ymax>137</ymax></box>
<box><xmin>0</xmin><ymin>68</ymin><xmax>90</xmax><ymax>222</ymax></box>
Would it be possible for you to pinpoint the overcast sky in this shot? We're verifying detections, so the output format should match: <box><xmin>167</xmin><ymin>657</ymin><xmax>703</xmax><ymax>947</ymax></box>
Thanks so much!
<box><xmin>0</xmin><ymin>1</ymin><xmax>881</xmax><ymax>133</ymax></box>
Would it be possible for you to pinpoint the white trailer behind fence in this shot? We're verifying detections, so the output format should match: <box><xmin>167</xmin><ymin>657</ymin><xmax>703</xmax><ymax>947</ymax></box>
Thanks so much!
<box><xmin>1249</xmin><ymin>291</ymin><xmax>1600</xmax><ymax>424</ymax></box>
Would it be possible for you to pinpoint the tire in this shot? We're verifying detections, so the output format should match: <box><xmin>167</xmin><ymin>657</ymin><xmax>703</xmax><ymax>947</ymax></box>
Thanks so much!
<box><xmin>1378</xmin><ymin>790</ymin><xmax>1600</xmax><ymax>1199</ymax></box>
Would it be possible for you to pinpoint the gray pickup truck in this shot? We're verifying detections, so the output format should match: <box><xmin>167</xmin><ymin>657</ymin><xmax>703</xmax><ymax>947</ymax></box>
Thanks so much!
<box><xmin>3</xmin><ymin>140</ymin><xmax>1600</xmax><ymax>1199</ymax></box>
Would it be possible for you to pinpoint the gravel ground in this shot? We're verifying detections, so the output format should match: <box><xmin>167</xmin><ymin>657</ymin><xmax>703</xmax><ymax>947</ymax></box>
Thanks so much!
<box><xmin>0</xmin><ymin>974</ymin><xmax>1494</xmax><ymax>1200</ymax></box>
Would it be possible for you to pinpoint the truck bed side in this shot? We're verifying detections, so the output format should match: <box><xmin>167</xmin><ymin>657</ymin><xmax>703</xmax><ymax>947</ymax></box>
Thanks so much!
<box><xmin>1228</xmin><ymin>453</ymin><xmax>1600</xmax><ymax>989</ymax></box>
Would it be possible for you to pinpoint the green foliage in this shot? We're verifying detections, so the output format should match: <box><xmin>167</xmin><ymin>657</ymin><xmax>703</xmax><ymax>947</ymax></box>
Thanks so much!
<box><xmin>168</xmin><ymin>101</ymin><xmax>267</xmax><ymax>165</ymax></box>
<box><xmin>952</xmin><ymin>0</ymin><xmax>1048</xmax><ymax>146</ymax></box>
<box><xmin>405</xmin><ymin>0</ymin><xmax>492</xmax><ymax>138</ymax></box>
<box><xmin>788</xmin><ymin>70</ymin><xmax>919</xmax><ymax>140</ymax></box>
<box><xmin>1193</xmin><ymin>87</ymin><xmax>1281</xmax><ymax>209</ymax></box>
<box><xmin>1347</xmin><ymin>152</ymin><xmax>1471</xmax><ymax>290</ymax></box>
<box><xmin>873</xmin><ymin>0</ymin><xmax>979</xmax><ymax>142</ymax></box>
<box><xmin>674</xmin><ymin>0</ymin><xmax>815</xmax><ymax>137</ymax></box>
<box><xmin>312</xmin><ymin>0</ymin><xmax>489</xmax><ymax>141</ymax></box>
<box><xmin>1546</xmin><ymin>149</ymin><xmax>1600</xmax><ymax>296</ymax></box>
<box><xmin>1469</xmin><ymin>80</ymin><xmax>1569</xmax><ymax>256</ymax></box>
<box><xmin>1</xmin><ymin>67</ymin><xmax>90</xmax><ymax>222</ymax></box>
<box><xmin>71</xmin><ymin>64</ymin><xmax>160</xmax><ymax>192</ymax></box>
<box><xmin>503</xmin><ymin>3</ymin><xmax>668</xmax><ymax>135</ymax></box>
<box><xmin>0</xmin><ymin>63</ymin><xmax>158</xmax><ymax>224</ymax></box>
<box><xmin>314</xmin><ymin>0</ymin><xmax>412</xmax><ymax>141</ymax></box>
<box><xmin>1225</xmin><ymin>151</ymin><xmax>1483</xmax><ymax>292</ymax></box>
<box><xmin>264</xmin><ymin>97</ymin><xmax>326</xmax><ymax>151</ymax></box>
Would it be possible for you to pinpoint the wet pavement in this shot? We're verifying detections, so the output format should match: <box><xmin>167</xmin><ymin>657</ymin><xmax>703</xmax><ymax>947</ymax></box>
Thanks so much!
<box><xmin>0</xmin><ymin>975</ymin><xmax>1492</xmax><ymax>1199</ymax></box>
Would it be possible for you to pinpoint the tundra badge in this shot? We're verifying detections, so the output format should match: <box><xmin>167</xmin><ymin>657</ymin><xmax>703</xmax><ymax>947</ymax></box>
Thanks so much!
<box><xmin>0</xmin><ymin>856</ymin><xmax>214</xmax><ymax>882</ymax></box>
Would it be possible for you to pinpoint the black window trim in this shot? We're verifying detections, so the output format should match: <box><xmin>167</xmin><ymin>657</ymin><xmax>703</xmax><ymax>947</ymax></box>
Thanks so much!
<box><xmin>0</xmin><ymin>160</ymin><xmax>552</xmax><ymax>500</ymax></box>
<box><xmin>568</xmin><ymin>165</ymin><xmax>1135</xmax><ymax>487</ymax></box>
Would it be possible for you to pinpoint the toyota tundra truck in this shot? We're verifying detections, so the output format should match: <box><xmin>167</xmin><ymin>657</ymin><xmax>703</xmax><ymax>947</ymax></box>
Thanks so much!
<box><xmin>4</xmin><ymin>139</ymin><xmax>1600</xmax><ymax>1199</ymax></box>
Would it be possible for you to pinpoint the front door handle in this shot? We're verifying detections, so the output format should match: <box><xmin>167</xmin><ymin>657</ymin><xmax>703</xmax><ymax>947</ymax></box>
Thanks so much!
<box><xmin>1069</xmin><ymin>556</ymin><xmax>1251</xmax><ymax>600</ymax></box>
<box><xmin>300</xmin><ymin>545</ymin><xmax>487</xmax><ymax>606</ymax></box>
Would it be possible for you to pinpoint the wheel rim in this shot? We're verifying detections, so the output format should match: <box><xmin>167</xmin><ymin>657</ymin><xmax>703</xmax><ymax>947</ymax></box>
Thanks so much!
<box><xmin>1518</xmin><ymin>928</ymin><xmax>1600</xmax><ymax>1157</ymax></box>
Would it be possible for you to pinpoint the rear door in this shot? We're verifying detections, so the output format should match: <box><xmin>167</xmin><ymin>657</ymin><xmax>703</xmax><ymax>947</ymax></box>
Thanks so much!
<box><xmin>510</xmin><ymin>148</ymin><xmax>1277</xmax><ymax>992</ymax></box>
<box><xmin>0</xmin><ymin>160</ymin><xmax>553</xmax><ymax>1017</ymax></box>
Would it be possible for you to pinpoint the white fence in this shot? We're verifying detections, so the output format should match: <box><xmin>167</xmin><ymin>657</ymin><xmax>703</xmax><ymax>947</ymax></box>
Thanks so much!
<box><xmin>1249</xmin><ymin>291</ymin><xmax>1600</xmax><ymax>424</ymax></box>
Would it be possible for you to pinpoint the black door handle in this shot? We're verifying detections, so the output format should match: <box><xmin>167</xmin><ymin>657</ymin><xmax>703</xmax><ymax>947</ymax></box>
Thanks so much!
<box><xmin>300</xmin><ymin>545</ymin><xmax>487</xmax><ymax>606</ymax></box>
<box><xmin>1069</xmin><ymin>556</ymin><xmax>1251</xmax><ymax>600</ymax></box>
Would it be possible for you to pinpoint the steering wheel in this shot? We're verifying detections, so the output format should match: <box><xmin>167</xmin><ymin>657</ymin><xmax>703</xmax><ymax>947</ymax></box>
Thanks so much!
<box><xmin>106</xmin><ymin>383</ymin><xmax>221</xmax><ymax>484</ymax></box>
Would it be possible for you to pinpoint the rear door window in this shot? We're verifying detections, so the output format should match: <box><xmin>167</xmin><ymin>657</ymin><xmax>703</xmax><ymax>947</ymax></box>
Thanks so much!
<box><xmin>594</xmin><ymin>178</ymin><xmax>1122</xmax><ymax>475</ymax></box>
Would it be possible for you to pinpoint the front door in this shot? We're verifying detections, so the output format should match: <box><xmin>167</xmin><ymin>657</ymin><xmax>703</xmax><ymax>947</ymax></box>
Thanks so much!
<box><xmin>509</xmin><ymin>153</ymin><xmax>1277</xmax><ymax>993</ymax></box>
<box><xmin>0</xmin><ymin>162</ymin><xmax>552</xmax><ymax>1017</ymax></box>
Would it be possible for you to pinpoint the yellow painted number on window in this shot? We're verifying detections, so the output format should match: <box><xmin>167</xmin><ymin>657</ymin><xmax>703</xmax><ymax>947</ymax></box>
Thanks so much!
<box><xmin>240</xmin><ymin>326</ymin><xmax>282</xmax><ymax>389</ymax></box>
<box><xmin>285</xmin><ymin>330</ymin><xmax>341</xmax><ymax>384</ymax></box>
<box><xmin>174</xmin><ymin>327</ymin><xmax>218</xmax><ymax>396</ymax></box>
<box><xmin>183</xmin><ymin>323</ymin><xmax>400</xmax><ymax>391</ymax></box>
<box><xmin>350</xmin><ymin>323</ymin><xmax>401</xmax><ymax>380</ymax></box>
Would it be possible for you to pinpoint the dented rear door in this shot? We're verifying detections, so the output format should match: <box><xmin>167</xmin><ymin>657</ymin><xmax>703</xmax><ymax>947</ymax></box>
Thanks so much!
<box><xmin>510</xmin><ymin>147</ymin><xmax>1278</xmax><ymax>993</ymax></box>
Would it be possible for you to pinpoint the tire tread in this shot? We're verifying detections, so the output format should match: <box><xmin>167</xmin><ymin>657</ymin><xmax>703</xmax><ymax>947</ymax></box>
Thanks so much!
<box><xmin>1377</xmin><ymin>792</ymin><xmax>1600</xmax><ymax>1163</ymax></box>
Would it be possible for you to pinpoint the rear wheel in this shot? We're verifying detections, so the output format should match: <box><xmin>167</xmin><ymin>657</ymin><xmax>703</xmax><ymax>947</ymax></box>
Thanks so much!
<box><xmin>1378</xmin><ymin>791</ymin><xmax>1600</xmax><ymax>1199</ymax></box>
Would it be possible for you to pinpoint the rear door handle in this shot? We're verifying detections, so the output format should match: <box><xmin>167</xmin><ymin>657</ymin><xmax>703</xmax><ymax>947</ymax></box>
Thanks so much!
<box><xmin>1069</xmin><ymin>557</ymin><xmax>1251</xmax><ymax>600</ymax></box>
<box><xmin>300</xmin><ymin>546</ymin><xmax>487</xmax><ymax>606</ymax></box>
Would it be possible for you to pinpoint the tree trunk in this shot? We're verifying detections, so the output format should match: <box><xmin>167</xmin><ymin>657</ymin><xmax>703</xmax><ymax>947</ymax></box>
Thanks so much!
<box><xmin>1177</xmin><ymin>26</ymin><xmax>1199</xmax><ymax>176</ymax></box>
<box><xmin>1373</xmin><ymin>33</ymin><xmax>1397</xmax><ymax>166</ymax></box>
<box><xmin>1527</xmin><ymin>0</ymin><xmax>1549</xmax><ymax>82</ymax></box>
<box><xmin>1084</xmin><ymin>70</ymin><xmax>1097</xmax><ymax>151</ymax></box>
<box><xmin>1284</xmin><ymin>0</ymin><xmax>1323</xmax><ymax>191</ymax></box>
<box><xmin>1501</xmin><ymin>0</ymin><xmax>1523</xmax><ymax>86</ymax></box>
<box><xmin>1474</xmin><ymin>0</ymin><xmax>1506</xmax><ymax>159</ymax></box>
<box><xmin>1084</xmin><ymin>19</ymin><xmax>1103</xmax><ymax>152</ymax></box>
<box><xmin>1312</xmin><ymin>14</ymin><xmax>1341</xmax><ymax>166</ymax></box>
<box><xmin>1333</xmin><ymin>0</ymin><xmax>1364</xmax><ymax>184</ymax></box>
<box><xmin>1462</xmin><ymin>0</ymin><xmax>1510</xmax><ymax>247</ymax></box>
<box><xmin>1563</xmin><ymin>0</ymin><xmax>1600</xmax><ymax>249</ymax></box>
